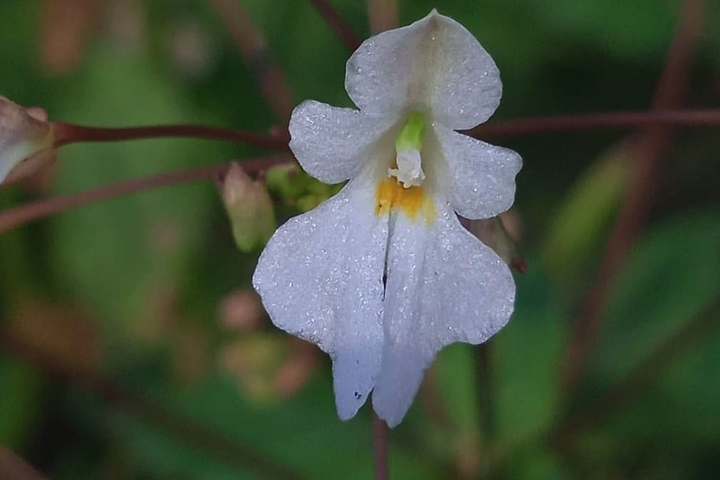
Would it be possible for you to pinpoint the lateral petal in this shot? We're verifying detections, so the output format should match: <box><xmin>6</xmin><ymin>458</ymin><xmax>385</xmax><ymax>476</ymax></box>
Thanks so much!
<box><xmin>289</xmin><ymin>100</ymin><xmax>395</xmax><ymax>184</ymax></box>
<box><xmin>433</xmin><ymin>125</ymin><xmax>521</xmax><ymax>220</ymax></box>
<box><xmin>253</xmin><ymin>174</ymin><xmax>388</xmax><ymax>419</ymax></box>
<box><xmin>372</xmin><ymin>200</ymin><xmax>515</xmax><ymax>427</ymax></box>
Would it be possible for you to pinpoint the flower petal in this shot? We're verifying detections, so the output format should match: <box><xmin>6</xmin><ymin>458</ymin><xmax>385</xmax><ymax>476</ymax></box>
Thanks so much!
<box><xmin>345</xmin><ymin>11</ymin><xmax>502</xmax><ymax>129</ymax></box>
<box><xmin>289</xmin><ymin>100</ymin><xmax>394</xmax><ymax>184</ymax></box>
<box><xmin>372</xmin><ymin>201</ymin><xmax>515</xmax><ymax>427</ymax></box>
<box><xmin>433</xmin><ymin>125</ymin><xmax>521</xmax><ymax>220</ymax></box>
<box><xmin>253</xmin><ymin>174</ymin><xmax>388</xmax><ymax>419</ymax></box>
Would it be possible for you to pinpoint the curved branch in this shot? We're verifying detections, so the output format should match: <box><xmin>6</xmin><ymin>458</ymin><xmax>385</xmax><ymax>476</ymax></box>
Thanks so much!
<box><xmin>0</xmin><ymin>155</ymin><xmax>293</xmax><ymax>234</ymax></box>
<box><xmin>306</xmin><ymin>0</ymin><xmax>361</xmax><ymax>52</ymax></box>
<box><xmin>53</xmin><ymin>123</ymin><xmax>290</xmax><ymax>151</ymax></box>
<box><xmin>469</xmin><ymin>109</ymin><xmax>720</xmax><ymax>139</ymax></box>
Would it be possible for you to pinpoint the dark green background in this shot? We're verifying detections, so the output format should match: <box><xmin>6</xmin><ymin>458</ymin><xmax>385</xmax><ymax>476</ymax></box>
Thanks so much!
<box><xmin>1</xmin><ymin>1</ymin><xmax>719</xmax><ymax>479</ymax></box>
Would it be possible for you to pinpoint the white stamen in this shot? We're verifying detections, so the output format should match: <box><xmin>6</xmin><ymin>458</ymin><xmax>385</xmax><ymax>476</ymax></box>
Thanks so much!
<box><xmin>389</xmin><ymin>149</ymin><xmax>425</xmax><ymax>188</ymax></box>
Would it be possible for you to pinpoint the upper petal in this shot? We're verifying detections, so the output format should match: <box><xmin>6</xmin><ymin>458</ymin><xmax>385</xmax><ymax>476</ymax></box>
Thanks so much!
<box><xmin>288</xmin><ymin>100</ymin><xmax>395</xmax><ymax>184</ymax></box>
<box><xmin>345</xmin><ymin>10</ymin><xmax>502</xmax><ymax>129</ymax></box>
<box><xmin>433</xmin><ymin>125</ymin><xmax>521</xmax><ymax>220</ymax></box>
<box><xmin>253</xmin><ymin>174</ymin><xmax>388</xmax><ymax>420</ymax></box>
<box><xmin>372</xmin><ymin>200</ymin><xmax>515</xmax><ymax>427</ymax></box>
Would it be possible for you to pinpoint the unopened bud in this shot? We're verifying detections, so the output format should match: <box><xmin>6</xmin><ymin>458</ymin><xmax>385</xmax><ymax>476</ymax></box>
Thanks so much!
<box><xmin>0</xmin><ymin>96</ymin><xmax>54</xmax><ymax>185</ymax></box>
<box><xmin>221</xmin><ymin>162</ymin><xmax>276</xmax><ymax>252</ymax></box>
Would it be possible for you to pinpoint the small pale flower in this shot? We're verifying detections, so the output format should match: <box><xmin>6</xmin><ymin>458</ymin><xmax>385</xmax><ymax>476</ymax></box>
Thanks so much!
<box><xmin>253</xmin><ymin>10</ymin><xmax>522</xmax><ymax>427</ymax></box>
<box><xmin>0</xmin><ymin>96</ymin><xmax>54</xmax><ymax>185</ymax></box>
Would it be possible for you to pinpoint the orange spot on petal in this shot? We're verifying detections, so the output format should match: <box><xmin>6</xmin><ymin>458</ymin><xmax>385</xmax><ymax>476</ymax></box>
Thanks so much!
<box><xmin>375</xmin><ymin>177</ymin><xmax>435</xmax><ymax>224</ymax></box>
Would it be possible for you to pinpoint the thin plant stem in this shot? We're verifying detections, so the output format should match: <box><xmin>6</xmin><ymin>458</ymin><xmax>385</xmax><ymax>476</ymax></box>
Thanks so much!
<box><xmin>468</xmin><ymin>109</ymin><xmax>720</xmax><ymax>139</ymax></box>
<box><xmin>52</xmin><ymin>122</ymin><xmax>290</xmax><ymax>151</ymax></box>
<box><xmin>367</xmin><ymin>0</ymin><xmax>398</xmax><ymax>34</ymax></box>
<box><xmin>476</xmin><ymin>343</ymin><xmax>495</xmax><ymax>446</ymax></box>
<box><xmin>6</xmin><ymin>108</ymin><xmax>720</xmax><ymax>235</ymax></box>
<box><xmin>210</xmin><ymin>0</ymin><xmax>295</xmax><ymax>122</ymax></box>
<box><xmin>45</xmin><ymin>110</ymin><xmax>720</xmax><ymax>151</ymax></box>
<box><xmin>306</xmin><ymin>0</ymin><xmax>361</xmax><ymax>52</ymax></box>
<box><xmin>559</xmin><ymin>0</ymin><xmax>704</xmax><ymax>392</ymax></box>
<box><xmin>476</xmin><ymin>342</ymin><xmax>498</xmax><ymax>479</ymax></box>
<box><xmin>0</xmin><ymin>324</ymin><xmax>304</xmax><ymax>480</ymax></box>
<box><xmin>373</xmin><ymin>413</ymin><xmax>390</xmax><ymax>480</ymax></box>
<box><xmin>550</xmin><ymin>296</ymin><xmax>720</xmax><ymax>448</ymax></box>
<box><xmin>0</xmin><ymin>155</ymin><xmax>292</xmax><ymax>234</ymax></box>
<box><xmin>0</xmin><ymin>446</ymin><xmax>49</xmax><ymax>480</ymax></box>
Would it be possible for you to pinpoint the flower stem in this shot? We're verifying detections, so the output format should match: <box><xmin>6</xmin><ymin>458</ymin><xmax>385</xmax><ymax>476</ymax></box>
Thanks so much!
<box><xmin>373</xmin><ymin>413</ymin><xmax>390</xmax><ymax>480</ymax></box>
<box><xmin>306</xmin><ymin>0</ymin><xmax>361</xmax><ymax>52</ymax></box>
<box><xmin>476</xmin><ymin>343</ymin><xmax>495</xmax><ymax>446</ymax></box>
<box><xmin>0</xmin><ymin>155</ymin><xmax>292</xmax><ymax>234</ymax></box>
<box><xmin>367</xmin><ymin>0</ymin><xmax>398</xmax><ymax>34</ymax></box>
<box><xmin>52</xmin><ymin>122</ymin><xmax>290</xmax><ymax>151</ymax></box>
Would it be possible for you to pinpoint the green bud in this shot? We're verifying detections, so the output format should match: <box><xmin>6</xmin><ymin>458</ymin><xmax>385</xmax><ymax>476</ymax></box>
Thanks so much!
<box><xmin>221</xmin><ymin>163</ymin><xmax>277</xmax><ymax>252</ymax></box>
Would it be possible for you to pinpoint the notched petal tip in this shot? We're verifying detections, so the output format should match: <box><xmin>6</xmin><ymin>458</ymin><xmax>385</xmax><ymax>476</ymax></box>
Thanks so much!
<box><xmin>345</xmin><ymin>10</ymin><xmax>502</xmax><ymax>129</ymax></box>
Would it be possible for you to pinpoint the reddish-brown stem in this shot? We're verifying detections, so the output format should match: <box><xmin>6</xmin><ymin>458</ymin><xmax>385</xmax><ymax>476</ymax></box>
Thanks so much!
<box><xmin>373</xmin><ymin>413</ymin><xmax>390</xmax><ymax>480</ymax></box>
<box><xmin>367</xmin><ymin>0</ymin><xmax>398</xmax><ymax>34</ymax></box>
<box><xmin>559</xmin><ymin>0</ymin><xmax>704</xmax><ymax>392</ymax></box>
<box><xmin>0</xmin><ymin>325</ymin><xmax>303</xmax><ymax>480</ymax></box>
<box><xmin>210</xmin><ymin>0</ymin><xmax>295</xmax><ymax>122</ymax></box>
<box><xmin>0</xmin><ymin>155</ymin><xmax>293</xmax><ymax>234</ymax></box>
<box><xmin>46</xmin><ymin>110</ymin><xmax>720</xmax><ymax>152</ymax></box>
<box><xmin>550</xmin><ymin>296</ymin><xmax>720</xmax><ymax>447</ymax></box>
<box><xmin>0</xmin><ymin>446</ymin><xmax>49</xmax><ymax>480</ymax></box>
<box><xmin>306</xmin><ymin>0</ymin><xmax>361</xmax><ymax>52</ymax></box>
<box><xmin>52</xmin><ymin>122</ymin><xmax>290</xmax><ymax>151</ymax></box>
<box><xmin>476</xmin><ymin>343</ymin><xmax>495</xmax><ymax>445</ymax></box>
<box><xmin>468</xmin><ymin>109</ymin><xmax>720</xmax><ymax>139</ymax></box>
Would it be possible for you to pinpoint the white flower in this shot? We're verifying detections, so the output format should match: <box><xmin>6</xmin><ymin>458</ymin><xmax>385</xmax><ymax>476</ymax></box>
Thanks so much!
<box><xmin>0</xmin><ymin>96</ymin><xmax>54</xmax><ymax>185</ymax></box>
<box><xmin>253</xmin><ymin>10</ymin><xmax>522</xmax><ymax>427</ymax></box>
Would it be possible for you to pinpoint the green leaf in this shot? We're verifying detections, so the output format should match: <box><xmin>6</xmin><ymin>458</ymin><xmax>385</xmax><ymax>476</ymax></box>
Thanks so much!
<box><xmin>49</xmin><ymin>47</ymin><xmax>216</xmax><ymax>343</ymax></box>
<box><xmin>495</xmin><ymin>269</ymin><xmax>568</xmax><ymax>443</ymax></box>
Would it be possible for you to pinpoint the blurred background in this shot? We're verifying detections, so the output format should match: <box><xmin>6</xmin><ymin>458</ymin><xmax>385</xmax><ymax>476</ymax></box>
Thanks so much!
<box><xmin>1</xmin><ymin>0</ymin><xmax>719</xmax><ymax>479</ymax></box>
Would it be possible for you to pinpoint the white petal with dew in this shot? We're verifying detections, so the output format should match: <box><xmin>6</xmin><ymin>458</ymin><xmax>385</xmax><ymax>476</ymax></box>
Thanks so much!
<box><xmin>345</xmin><ymin>11</ymin><xmax>501</xmax><ymax>129</ymax></box>
<box><xmin>253</xmin><ymin>175</ymin><xmax>388</xmax><ymax>419</ymax></box>
<box><xmin>372</xmin><ymin>200</ymin><xmax>515</xmax><ymax>427</ymax></box>
<box><xmin>434</xmin><ymin>125</ymin><xmax>521</xmax><ymax>220</ymax></box>
<box><xmin>289</xmin><ymin>100</ymin><xmax>394</xmax><ymax>184</ymax></box>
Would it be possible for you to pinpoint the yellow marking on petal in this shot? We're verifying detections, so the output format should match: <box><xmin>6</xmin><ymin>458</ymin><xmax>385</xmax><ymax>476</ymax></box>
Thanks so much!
<box><xmin>375</xmin><ymin>177</ymin><xmax>435</xmax><ymax>224</ymax></box>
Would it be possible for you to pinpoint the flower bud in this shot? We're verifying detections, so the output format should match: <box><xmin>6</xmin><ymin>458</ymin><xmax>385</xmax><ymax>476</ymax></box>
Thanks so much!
<box><xmin>221</xmin><ymin>162</ymin><xmax>276</xmax><ymax>252</ymax></box>
<box><xmin>0</xmin><ymin>96</ymin><xmax>54</xmax><ymax>185</ymax></box>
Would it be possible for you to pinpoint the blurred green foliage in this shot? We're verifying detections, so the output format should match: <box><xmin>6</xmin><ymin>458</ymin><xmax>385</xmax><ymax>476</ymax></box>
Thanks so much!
<box><xmin>1</xmin><ymin>1</ymin><xmax>720</xmax><ymax>479</ymax></box>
